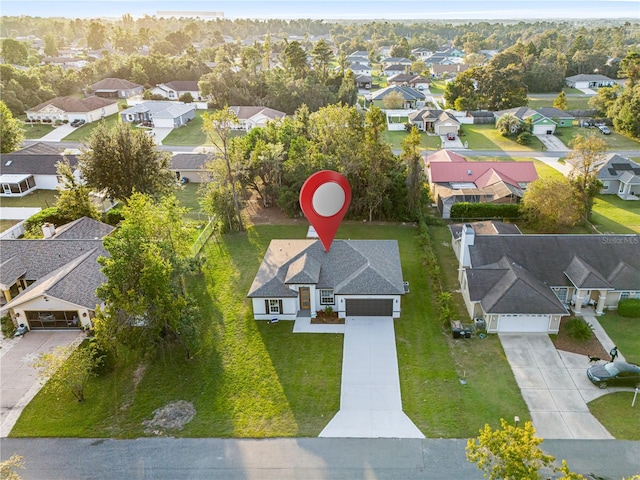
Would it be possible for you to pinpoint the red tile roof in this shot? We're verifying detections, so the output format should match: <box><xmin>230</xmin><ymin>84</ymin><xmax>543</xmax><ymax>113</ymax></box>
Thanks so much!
<box><xmin>429</xmin><ymin>161</ymin><xmax>538</xmax><ymax>185</ymax></box>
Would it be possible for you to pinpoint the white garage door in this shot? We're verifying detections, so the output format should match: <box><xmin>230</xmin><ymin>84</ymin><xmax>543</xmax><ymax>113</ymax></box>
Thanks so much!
<box><xmin>532</xmin><ymin>125</ymin><xmax>555</xmax><ymax>135</ymax></box>
<box><xmin>497</xmin><ymin>315</ymin><xmax>550</xmax><ymax>333</ymax></box>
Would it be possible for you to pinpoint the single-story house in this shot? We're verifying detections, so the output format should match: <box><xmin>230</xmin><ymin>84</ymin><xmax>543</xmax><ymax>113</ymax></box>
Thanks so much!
<box><xmin>25</xmin><ymin>96</ymin><xmax>119</xmax><ymax>125</ymax></box>
<box><xmin>0</xmin><ymin>143</ymin><xmax>78</xmax><ymax>196</ymax></box>
<box><xmin>424</xmin><ymin>150</ymin><xmax>538</xmax><ymax>219</ymax></box>
<box><xmin>493</xmin><ymin>107</ymin><xmax>574</xmax><ymax>135</ymax></box>
<box><xmin>565</xmin><ymin>74</ymin><xmax>617</xmax><ymax>90</ymax></box>
<box><xmin>455</xmin><ymin>224</ymin><xmax>640</xmax><ymax>333</ymax></box>
<box><xmin>41</xmin><ymin>56</ymin><xmax>89</xmax><ymax>69</ymax></box>
<box><xmin>387</xmin><ymin>74</ymin><xmax>430</xmax><ymax>90</ymax></box>
<box><xmin>170</xmin><ymin>153</ymin><xmax>209</xmax><ymax>183</ymax></box>
<box><xmin>370</xmin><ymin>85</ymin><xmax>426</xmax><ymax>109</ymax></box>
<box><xmin>596</xmin><ymin>154</ymin><xmax>640</xmax><ymax>200</ymax></box>
<box><xmin>247</xmin><ymin>239</ymin><xmax>406</xmax><ymax>320</ymax></box>
<box><xmin>90</xmin><ymin>78</ymin><xmax>144</xmax><ymax>98</ymax></box>
<box><xmin>349</xmin><ymin>50</ymin><xmax>369</xmax><ymax>59</ymax></box>
<box><xmin>411</xmin><ymin>47</ymin><xmax>433</xmax><ymax>58</ymax></box>
<box><xmin>120</xmin><ymin>101</ymin><xmax>196</xmax><ymax>128</ymax></box>
<box><xmin>228</xmin><ymin>106</ymin><xmax>286</xmax><ymax>131</ymax></box>
<box><xmin>0</xmin><ymin>217</ymin><xmax>115</xmax><ymax>330</ymax></box>
<box><xmin>345</xmin><ymin>62</ymin><xmax>372</xmax><ymax>76</ymax></box>
<box><xmin>431</xmin><ymin>64</ymin><xmax>469</xmax><ymax>79</ymax></box>
<box><xmin>408</xmin><ymin>109</ymin><xmax>460</xmax><ymax>135</ymax></box>
<box><xmin>346</xmin><ymin>55</ymin><xmax>370</xmax><ymax>66</ymax></box>
<box><xmin>355</xmin><ymin>74</ymin><xmax>372</xmax><ymax>89</ymax></box>
<box><xmin>465</xmin><ymin>110</ymin><xmax>495</xmax><ymax>125</ymax></box>
<box><xmin>151</xmin><ymin>81</ymin><xmax>202</xmax><ymax>101</ymax></box>
<box><xmin>382</xmin><ymin>64</ymin><xmax>409</xmax><ymax>77</ymax></box>
<box><xmin>380</xmin><ymin>57</ymin><xmax>412</xmax><ymax>68</ymax></box>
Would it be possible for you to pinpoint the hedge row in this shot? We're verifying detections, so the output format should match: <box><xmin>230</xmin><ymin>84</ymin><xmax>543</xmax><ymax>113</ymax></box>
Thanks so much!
<box><xmin>617</xmin><ymin>298</ymin><xmax>640</xmax><ymax>318</ymax></box>
<box><xmin>450</xmin><ymin>202</ymin><xmax>521</xmax><ymax>220</ymax></box>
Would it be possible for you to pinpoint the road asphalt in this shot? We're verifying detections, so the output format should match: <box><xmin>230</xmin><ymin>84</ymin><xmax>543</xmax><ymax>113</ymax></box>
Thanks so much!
<box><xmin>1</xmin><ymin>437</ymin><xmax>639</xmax><ymax>479</ymax></box>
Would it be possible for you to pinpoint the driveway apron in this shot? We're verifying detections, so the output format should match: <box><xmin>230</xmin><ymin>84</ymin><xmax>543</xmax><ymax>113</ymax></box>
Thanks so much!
<box><xmin>499</xmin><ymin>333</ymin><xmax>613</xmax><ymax>439</ymax></box>
<box><xmin>319</xmin><ymin>317</ymin><xmax>424</xmax><ymax>438</ymax></box>
<box><xmin>0</xmin><ymin>331</ymin><xmax>82</xmax><ymax>437</ymax></box>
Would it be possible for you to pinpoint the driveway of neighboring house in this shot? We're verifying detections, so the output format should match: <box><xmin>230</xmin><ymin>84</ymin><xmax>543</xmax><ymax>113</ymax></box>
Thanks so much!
<box><xmin>152</xmin><ymin>127</ymin><xmax>174</xmax><ymax>145</ymax></box>
<box><xmin>534</xmin><ymin>156</ymin><xmax>570</xmax><ymax>176</ymax></box>
<box><xmin>38</xmin><ymin>124</ymin><xmax>76</xmax><ymax>142</ymax></box>
<box><xmin>535</xmin><ymin>134</ymin><xmax>570</xmax><ymax>152</ymax></box>
<box><xmin>319</xmin><ymin>317</ymin><xmax>424</xmax><ymax>438</ymax></box>
<box><xmin>0</xmin><ymin>330</ymin><xmax>82</xmax><ymax>437</ymax></box>
<box><xmin>441</xmin><ymin>134</ymin><xmax>464</xmax><ymax>149</ymax></box>
<box><xmin>499</xmin><ymin>333</ymin><xmax>613</xmax><ymax>439</ymax></box>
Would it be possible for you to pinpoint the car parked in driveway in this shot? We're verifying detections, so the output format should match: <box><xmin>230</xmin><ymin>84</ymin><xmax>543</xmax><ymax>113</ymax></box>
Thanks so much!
<box><xmin>446</xmin><ymin>132</ymin><xmax>456</xmax><ymax>141</ymax></box>
<box><xmin>597</xmin><ymin>125</ymin><xmax>611</xmax><ymax>135</ymax></box>
<box><xmin>587</xmin><ymin>361</ymin><xmax>640</xmax><ymax>388</ymax></box>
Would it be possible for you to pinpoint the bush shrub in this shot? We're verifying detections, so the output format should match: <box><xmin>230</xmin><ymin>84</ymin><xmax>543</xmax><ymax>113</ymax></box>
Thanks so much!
<box><xmin>1</xmin><ymin>315</ymin><xmax>16</xmax><ymax>338</ymax></box>
<box><xmin>516</xmin><ymin>131</ymin><xmax>531</xmax><ymax>145</ymax></box>
<box><xmin>103</xmin><ymin>207</ymin><xmax>124</xmax><ymax>226</ymax></box>
<box><xmin>618</xmin><ymin>298</ymin><xmax>640</xmax><ymax>318</ymax></box>
<box><xmin>23</xmin><ymin>207</ymin><xmax>65</xmax><ymax>238</ymax></box>
<box><xmin>450</xmin><ymin>202</ymin><xmax>521</xmax><ymax>221</ymax></box>
<box><xmin>565</xmin><ymin>317</ymin><xmax>593</xmax><ymax>341</ymax></box>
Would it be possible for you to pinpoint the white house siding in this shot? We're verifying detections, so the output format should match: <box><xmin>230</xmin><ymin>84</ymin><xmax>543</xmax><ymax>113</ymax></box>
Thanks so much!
<box><xmin>32</xmin><ymin>175</ymin><xmax>61</xmax><ymax>191</ymax></box>
<box><xmin>153</xmin><ymin>117</ymin><xmax>176</xmax><ymax>129</ymax></box>
<box><xmin>335</xmin><ymin>294</ymin><xmax>401</xmax><ymax>319</ymax></box>
<box><xmin>10</xmin><ymin>296</ymin><xmax>93</xmax><ymax>330</ymax></box>
<box><xmin>251</xmin><ymin>297</ymin><xmax>298</xmax><ymax>321</ymax></box>
<box><xmin>532</xmin><ymin>124</ymin><xmax>556</xmax><ymax>135</ymax></box>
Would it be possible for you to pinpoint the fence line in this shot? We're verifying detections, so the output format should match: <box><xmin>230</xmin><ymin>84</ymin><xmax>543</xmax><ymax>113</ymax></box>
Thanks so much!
<box><xmin>191</xmin><ymin>218</ymin><xmax>216</xmax><ymax>256</ymax></box>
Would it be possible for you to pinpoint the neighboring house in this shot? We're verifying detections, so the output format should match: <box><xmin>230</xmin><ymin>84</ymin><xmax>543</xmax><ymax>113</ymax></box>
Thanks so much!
<box><xmin>346</xmin><ymin>55</ymin><xmax>369</xmax><ymax>66</ymax></box>
<box><xmin>41</xmin><ymin>56</ymin><xmax>89</xmax><ymax>69</ymax></box>
<box><xmin>431</xmin><ymin>64</ymin><xmax>469</xmax><ymax>78</ymax></box>
<box><xmin>120</xmin><ymin>101</ymin><xmax>196</xmax><ymax>128</ymax></box>
<box><xmin>0</xmin><ymin>217</ymin><xmax>115</xmax><ymax>330</ymax></box>
<box><xmin>465</xmin><ymin>110</ymin><xmax>495</xmax><ymax>125</ymax></box>
<box><xmin>170</xmin><ymin>153</ymin><xmax>209</xmax><ymax>183</ymax></box>
<box><xmin>25</xmin><ymin>96</ymin><xmax>119</xmax><ymax>125</ymax></box>
<box><xmin>90</xmin><ymin>78</ymin><xmax>144</xmax><ymax>98</ymax></box>
<box><xmin>408</xmin><ymin>109</ymin><xmax>460</xmax><ymax>135</ymax></box>
<box><xmin>493</xmin><ymin>107</ymin><xmax>574</xmax><ymax>135</ymax></box>
<box><xmin>449</xmin><ymin>221</ymin><xmax>522</xmax><ymax>261</ymax></box>
<box><xmin>151</xmin><ymin>81</ymin><xmax>202</xmax><ymax>101</ymax></box>
<box><xmin>565</xmin><ymin>74</ymin><xmax>617</xmax><ymax>90</ymax></box>
<box><xmin>355</xmin><ymin>74</ymin><xmax>372</xmax><ymax>89</ymax></box>
<box><xmin>596</xmin><ymin>154</ymin><xmax>640</xmax><ymax>200</ymax></box>
<box><xmin>411</xmin><ymin>47</ymin><xmax>433</xmax><ymax>58</ymax></box>
<box><xmin>0</xmin><ymin>143</ymin><xmax>77</xmax><ymax>197</ymax></box>
<box><xmin>349</xmin><ymin>50</ymin><xmax>369</xmax><ymax>59</ymax></box>
<box><xmin>454</xmin><ymin>224</ymin><xmax>640</xmax><ymax>333</ymax></box>
<box><xmin>380</xmin><ymin>57</ymin><xmax>412</xmax><ymax>68</ymax></box>
<box><xmin>424</xmin><ymin>150</ymin><xmax>538</xmax><ymax>219</ymax></box>
<box><xmin>370</xmin><ymin>85</ymin><xmax>426</xmax><ymax>109</ymax></box>
<box><xmin>345</xmin><ymin>62</ymin><xmax>372</xmax><ymax>76</ymax></box>
<box><xmin>387</xmin><ymin>74</ymin><xmax>430</xmax><ymax>90</ymax></box>
<box><xmin>228</xmin><ymin>106</ymin><xmax>286</xmax><ymax>131</ymax></box>
<box><xmin>382</xmin><ymin>64</ymin><xmax>409</xmax><ymax>77</ymax></box>
<box><xmin>247</xmin><ymin>239</ymin><xmax>406</xmax><ymax>320</ymax></box>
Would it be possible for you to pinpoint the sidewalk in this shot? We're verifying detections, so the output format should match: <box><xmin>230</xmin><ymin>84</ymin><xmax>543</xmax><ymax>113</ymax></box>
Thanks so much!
<box><xmin>576</xmin><ymin>309</ymin><xmax>626</xmax><ymax>362</ymax></box>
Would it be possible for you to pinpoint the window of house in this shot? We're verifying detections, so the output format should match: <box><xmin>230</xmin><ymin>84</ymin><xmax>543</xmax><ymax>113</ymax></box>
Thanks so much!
<box><xmin>268</xmin><ymin>299</ymin><xmax>281</xmax><ymax>314</ymax></box>
<box><xmin>320</xmin><ymin>289</ymin><xmax>334</xmax><ymax>305</ymax></box>
<box><xmin>553</xmin><ymin>287</ymin><xmax>568</xmax><ymax>303</ymax></box>
<box><xmin>602</xmin><ymin>181</ymin><xmax>610</xmax><ymax>189</ymax></box>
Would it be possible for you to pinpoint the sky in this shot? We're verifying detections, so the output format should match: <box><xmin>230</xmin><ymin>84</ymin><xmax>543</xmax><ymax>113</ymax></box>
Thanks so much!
<box><xmin>1</xmin><ymin>0</ymin><xmax>639</xmax><ymax>20</ymax></box>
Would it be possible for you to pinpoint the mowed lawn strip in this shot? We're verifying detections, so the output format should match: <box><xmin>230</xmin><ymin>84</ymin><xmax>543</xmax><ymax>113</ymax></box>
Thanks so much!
<box><xmin>591</xmin><ymin>195</ymin><xmax>640</xmax><ymax>234</ymax></box>
<box><xmin>588</xmin><ymin>392</ymin><xmax>640</xmax><ymax>440</ymax></box>
<box><xmin>460</xmin><ymin>124</ymin><xmax>545</xmax><ymax>152</ymax></box>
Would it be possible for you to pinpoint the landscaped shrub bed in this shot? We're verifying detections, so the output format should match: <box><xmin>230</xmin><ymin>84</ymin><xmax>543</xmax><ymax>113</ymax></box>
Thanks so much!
<box><xmin>617</xmin><ymin>298</ymin><xmax>640</xmax><ymax>318</ymax></box>
<box><xmin>450</xmin><ymin>202</ymin><xmax>521</xmax><ymax>221</ymax></box>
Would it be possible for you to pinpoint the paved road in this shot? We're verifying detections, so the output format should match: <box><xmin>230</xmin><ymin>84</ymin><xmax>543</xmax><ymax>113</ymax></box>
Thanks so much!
<box><xmin>1</xmin><ymin>437</ymin><xmax>638</xmax><ymax>479</ymax></box>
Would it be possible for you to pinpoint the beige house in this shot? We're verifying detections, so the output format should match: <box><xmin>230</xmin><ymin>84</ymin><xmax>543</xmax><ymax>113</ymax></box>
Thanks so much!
<box><xmin>25</xmin><ymin>96</ymin><xmax>119</xmax><ymax>125</ymax></box>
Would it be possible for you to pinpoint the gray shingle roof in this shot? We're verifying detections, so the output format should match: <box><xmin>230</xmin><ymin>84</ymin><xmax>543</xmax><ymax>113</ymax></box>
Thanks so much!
<box><xmin>52</xmin><ymin>217</ymin><xmax>115</xmax><ymax>240</ymax></box>
<box><xmin>247</xmin><ymin>240</ymin><xmax>405</xmax><ymax>298</ymax></box>
<box><xmin>27</xmin><ymin>96</ymin><xmax>118</xmax><ymax>113</ymax></box>
<box><xmin>170</xmin><ymin>154</ymin><xmax>208</xmax><ymax>171</ymax></box>
<box><xmin>1</xmin><ymin>144</ymin><xmax>77</xmax><ymax>175</ymax></box>
<box><xmin>597</xmin><ymin>154</ymin><xmax>640</xmax><ymax>181</ymax></box>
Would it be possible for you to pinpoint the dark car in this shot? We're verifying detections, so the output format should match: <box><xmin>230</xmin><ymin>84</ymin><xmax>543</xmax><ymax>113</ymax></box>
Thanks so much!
<box><xmin>598</xmin><ymin>125</ymin><xmax>611</xmax><ymax>135</ymax></box>
<box><xmin>446</xmin><ymin>132</ymin><xmax>456</xmax><ymax>141</ymax></box>
<box><xmin>587</xmin><ymin>361</ymin><xmax>640</xmax><ymax>389</ymax></box>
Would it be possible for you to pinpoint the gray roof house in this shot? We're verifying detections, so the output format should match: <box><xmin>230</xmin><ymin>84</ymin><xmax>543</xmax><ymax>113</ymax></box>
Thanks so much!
<box><xmin>565</xmin><ymin>74</ymin><xmax>617</xmax><ymax>90</ymax></box>
<box><xmin>151</xmin><ymin>81</ymin><xmax>202</xmax><ymax>101</ymax></box>
<box><xmin>170</xmin><ymin>153</ymin><xmax>209</xmax><ymax>183</ymax></box>
<box><xmin>91</xmin><ymin>77</ymin><xmax>144</xmax><ymax>98</ymax></box>
<box><xmin>370</xmin><ymin>85</ymin><xmax>426</xmax><ymax>109</ymax></box>
<box><xmin>0</xmin><ymin>217</ymin><xmax>115</xmax><ymax>330</ymax></box>
<box><xmin>247</xmin><ymin>239</ymin><xmax>405</xmax><ymax>321</ymax></box>
<box><xmin>120</xmin><ymin>101</ymin><xmax>196</xmax><ymax>129</ymax></box>
<box><xmin>596</xmin><ymin>154</ymin><xmax>640</xmax><ymax>200</ymax></box>
<box><xmin>455</xmin><ymin>224</ymin><xmax>640</xmax><ymax>333</ymax></box>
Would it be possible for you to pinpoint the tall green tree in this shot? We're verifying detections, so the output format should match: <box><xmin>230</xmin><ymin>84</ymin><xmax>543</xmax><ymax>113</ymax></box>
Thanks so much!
<box><xmin>522</xmin><ymin>176</ymin><xmax>581</xmax><ymax>231</ymax></box>
<box><xmin>78</xmin><ymin>122</ymin><xmax>175</xmax><ymax>203</ymax></box>
<box><xmin>282</xmin><ymin>40</ymin><xmax>308</xmax><ymax>79</ymax></box>
<box><xmin>337</xmin><ymin>70</ymin><xmax>358</xmax><ymax>105</ymax></box>
<box><xmin>86</xmin><ymin>21</ymin><xmax>107</xmax><ymax>50</ymax></box>
<box><xmin>43</xmin><ymin>34</ymin><xmax>59</xmax><ymax>57</ymax></box>
<box><xmin>1</xmin><ymin>39</ymin><xmax>28</xmax><ymax>65</ymax></box>
<box><xmin>400</xmin><ymin>125</ymin><xmax>426</xmax><ymax>218</ymax></box>
<box><xmin>619</xmin><ymin>52</ymin><xmax>640</xmax><ymax>86</ymax></box>
<box><xmin>496</xmin><ymin>113</ymin><xmax>521</xmax><ymax>136</ymax></box>
<box><xmin>361</xmin><ymin>107</ymin><xmax>394</xmax><ymax>221</ymax></box>
<box><xmin>55</xmin><ymin>158</ymin><xmax>100</xmax><ymax>222</ymax></box>
<box><xmin>311</xmin><ymin>39</ymin><xmax>333</xmax><ymax>84</ymax></box>
<box><xmin>95</xmin><ymin>192</ymin><xmax>199</xmax><ymax>359</ymax></box>
<box><xmin>201</xmin><ymin>108</ymin><xmax>245</xmax><ymax>231</ymax></box>
<box><xmin>567</xmin><ymin>134</ymin><xmax>606</xmax><ymax>223</ymax></box>
<box><xmin>0</xmin><ymin>100</ymin><xmax>25</xmax><ymax>153</ymax></box>
<box><xmin>553</xmin><ymin>91</ymin><xmax>567</xmax><ymax>110</ymax></box>
<box><xmin>612</xmin><ymin>83</ymin><xmax>640</xmax><ymax>139</ymax></box>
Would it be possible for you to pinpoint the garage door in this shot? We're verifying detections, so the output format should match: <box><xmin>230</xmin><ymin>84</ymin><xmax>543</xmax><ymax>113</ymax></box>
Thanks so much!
<box><xmin>532</xmin><ymin>125</ymin><xmax>555</xmax><ymax>135</ymax></box>
<box><xmin>497</xmin><ymin>315</ymin><xmax>550</xmax><ymax>333</ymax></box>
<box><xmin>345</xmin><ymin>299</ymin><xmax>393</xmax><ymax>316</ymax></box>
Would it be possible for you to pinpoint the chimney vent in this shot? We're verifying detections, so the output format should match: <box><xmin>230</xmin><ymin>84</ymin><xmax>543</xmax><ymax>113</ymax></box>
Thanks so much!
<box><xmin>467</xmin><ymin>169</ymin><xmax>472</xmax><ymax>175</ymax></box>
<box><xmin>42</xmin><ymin>223</ymin><xmax>56</xmax><ymax>239</ymax></box>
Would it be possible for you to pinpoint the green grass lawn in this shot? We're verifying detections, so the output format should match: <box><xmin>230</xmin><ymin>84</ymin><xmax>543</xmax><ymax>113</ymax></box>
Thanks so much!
<box><xmin>173</xmin><ymin>183</ymin><xmax>211</xmax><ymax>222</ymax></box>
<box><xmin>428</xmin><ymin>80</ymin><xmax>446</xmax><ymax>95</ymax></box>
<box><xmin>21</xmin><ymin>122</ymin><xmax>55</xmax><ymax>139</ymax></box>
<box><xmin>162</xmin><ymin>110</ymin><xmax>210</xmax><ymax>146</ymax></box>
<box><xmin>590</xmin><ymin>195</ymin><xmax>640</xmax><ymax>234</ymax></box>
<box><xmin>383</xmin><ymin>131</ymin><xmax>439</xmax><ymax>151</ymax></box>
<box><xmin>61</xmin><ymin>113</ymin><xmax>122</xmax><ymax>142</ymax></box>
<box><xmin>459</xmin><ymin>124</ymin><xmax>544</xmax><ymax>152</ymax></box>
<box><xmin>554</xmin><ymin>127</ymin><xmax>640</xmax><ymax>151</ymax></box>
<box><xmin>0</xmin><ymin>219</ymin><xmax>20</xmax><ymax>233</ymax></box>
<box><xmin>596</xmin><ymin>312</ymin><xmax>640</xmax><ymax>365</ymax></box>
<box><xmin>0</xmin><ymin>189</ymin><xmax>58</xmax><ymax>209</ymax></box>
<box><xmin>527</xmin><ymin>95</ymin><xmax>591</xmax><ymax>111</ymax></box>
<box><xmin>588</xmin><ymin>392</ymin><xmax>640</xmax><ymax>440</ymax></box>
<box><xmin>11</xmin><ymin>222</ymin><xmax>528</xmax><ymax>438</ymax></box>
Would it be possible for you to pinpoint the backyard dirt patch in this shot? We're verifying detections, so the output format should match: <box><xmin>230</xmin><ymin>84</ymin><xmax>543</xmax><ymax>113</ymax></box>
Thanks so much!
<box><xmin>143</xmin><ymin>400</ymin><xmax>196</xmax><ymax>435</ymax></box>
<box><xmin>551</xmin><ymin>317</ymin><xmax>610</xmax><ymax>360</ymax></box>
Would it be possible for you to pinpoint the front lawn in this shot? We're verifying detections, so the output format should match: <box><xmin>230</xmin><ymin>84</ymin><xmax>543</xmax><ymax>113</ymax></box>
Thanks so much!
<box><xmin>428</xmin><ymin>80</ymin><xmax>446</xmax><ymax>95</ymax></box>
<box><xmin>554</xmin><ymin>126</ymin><xmax>640</xmax><ymax>151</ymax></box>
<box><xmin>588</xmin><ymin>392</ymin><xmax>640</xmax><ymax>440</ymax></box>
<box><xmin>597</xmin><ymin>311</ymin><xmax>640</xmax><ymax>365</ymax></box>
<box><xmin>21</xmin><ymin>122</ymin><xmax>55</xmax><ymax>139</ymax></box>
<box><xmin>61</xmin><ymin>113</ymin><xmax>122</xmax><ymax>142</ymax></box>
<box><xmin>0</xmin><ymin>189</ymin><xmax>58</xmax><ymax>209</ymax></box>
<box><xmin>11</xmin><ymin>223</ymin><xmax>528</xmax><ymax>438</ymax></box>
<box><xmin>591</xmin><ymin>195</ymin><xmax>640</xmax><ymax>234</ymax></box>
<box><xmin>383</xmin><ymin>130</ymin><xmax>437</xmax><ymax>150</ymax></box>
<box><xmin>459</xmin><ymin>124</ymin><xmax>544</xmax><ymax>151</ymax></box>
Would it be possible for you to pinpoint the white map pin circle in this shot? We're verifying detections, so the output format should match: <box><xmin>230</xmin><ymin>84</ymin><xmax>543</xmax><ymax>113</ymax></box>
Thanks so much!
<box><xmin>312</xmin><ymin>182</ymin><xmax>345</xmax><ymax>217</ymax></box>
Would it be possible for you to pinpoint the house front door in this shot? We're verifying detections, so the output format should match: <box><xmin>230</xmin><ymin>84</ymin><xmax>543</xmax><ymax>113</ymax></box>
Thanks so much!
<box><xmin>299</xmin><ymin>287</ymin><xmax>310</xmax><ymax>310</ymax></box>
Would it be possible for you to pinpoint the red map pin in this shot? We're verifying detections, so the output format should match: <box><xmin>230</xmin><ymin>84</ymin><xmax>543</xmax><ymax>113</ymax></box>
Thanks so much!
<box><xmin>299</xmin><ymin>170</ymin><xmax>351</xmax><ymax>252</ymax></box>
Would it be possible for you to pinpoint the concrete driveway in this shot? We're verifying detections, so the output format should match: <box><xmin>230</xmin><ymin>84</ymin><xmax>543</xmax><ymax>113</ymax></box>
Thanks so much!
<box><xmin>441</xmin><ymin>135</ymin><xmax>464</xmax><ymax>149</ymax></box>
<box><xmin>0</xmin><ymin>330</ymin><xmax>82</xmax><ymax>437</ymax></box>
<box><xmin>320</xmin><ymin>317</ymin><xmax>424</xmax><ymax>438</ymax></box>
<box><xmin>535</xmin><ymin>134</ymin><xmax>569</xmax><ymax>152</ymax></box>
<box><xmin>38</xmin><ymin>124</ymin><xmax>76</xmax><ymax>142</ymax></box>
<box><xmin>499</xmin><ymin>333</ymin><xmax>613</xmax><ymax>439</ymax></box>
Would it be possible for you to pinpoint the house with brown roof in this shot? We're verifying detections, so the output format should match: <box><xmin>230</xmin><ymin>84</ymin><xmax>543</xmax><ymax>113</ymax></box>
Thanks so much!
<box><xmin>387</xmin><ymin>74</ymin><xmax>430</xmax><ymax>90</ymax></box>
<box><xmin>454</xmin><ymin>224</ymin><xmax>640</xmax><ymax>333</ymax></box>
<box><xmin>424</xmin><ymin>150</ymin><xmax>538</xmax><ymax>219</ymax></box>
<box><xmin>0</xmin><ymin>217</ymin><xmax>115</xmax><ymax>330</ymax></box>
<box><xmin>228</xmin><ymin>106</ymin><xmax>286</xmax><ymax>131</ymax></box>
<box><xmin>408</xmin><ymin>109</ymin><xmax>460</xmax><ymax>135</ymax></box>
<box><xmin>25</xmin><ymin>96</ymin><xmax>119</xmax><ymax>125</ymax></box>
<box><xmin>90</xmin><ymin>77</ymin><xmax>144</xmax><ymax>98</ymax></box>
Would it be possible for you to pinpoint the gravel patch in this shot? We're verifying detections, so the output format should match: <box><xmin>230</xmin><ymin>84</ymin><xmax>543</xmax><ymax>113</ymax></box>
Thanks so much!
<box><xmin>143</xmin><ymin>400</ymin><xmax>196</xmax><ymax>435</ymax></box>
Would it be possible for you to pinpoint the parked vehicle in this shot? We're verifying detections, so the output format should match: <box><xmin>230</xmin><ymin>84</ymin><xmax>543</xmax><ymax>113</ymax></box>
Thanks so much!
<box><xmin>587</xmin><ymin>361</ymin><xmax>640</xmax><ymax>388</ymax></box>
<box><xmin>447</xmin><ymin>132</ymin><xmax>456</xmax><ymax>141</ymax></box>
<box><xmin>598</xmin><ymin>125</ymin><xmax>611</xmax><ymax>135</ymax></box>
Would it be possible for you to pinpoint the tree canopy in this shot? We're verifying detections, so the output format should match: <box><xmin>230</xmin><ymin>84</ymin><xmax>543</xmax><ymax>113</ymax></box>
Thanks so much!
<box><xmin>0</xmin><ymin>100</ymin><xmax>25</xmax><ymax>153</ymax></box>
